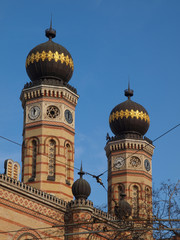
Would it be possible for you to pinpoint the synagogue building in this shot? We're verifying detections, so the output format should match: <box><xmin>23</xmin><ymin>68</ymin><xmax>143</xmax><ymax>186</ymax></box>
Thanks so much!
<box><xmin>0</xmin><ymin>23</ymin><xmax>156</xmax><ymax>240</ymax></box>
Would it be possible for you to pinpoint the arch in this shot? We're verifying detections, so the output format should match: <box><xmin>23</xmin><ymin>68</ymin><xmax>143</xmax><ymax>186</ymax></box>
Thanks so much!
<box><xmin>118</xmin><ymin>184</ymin><xmax>125</xmax><ymax>201</ymax></box>
<box><xmin>47</xmin><ymin>139</ymin><xmax>56</xmax><ymax>180</ymax></box>
<box><xmin>112</xmin><ymin>183</ymin><xmax>125</xmax><ymax>203</ymax></box>
<box><xmin>131</xmin><ymin>184</ymin><xmax>139</xmax><ymax>218</ymax></box>
<box><xmin>26</xmin><ymin>137</ymin><xmax>39</xmax><ymax>182</ymax></box>
<box><xmin>31</xmin><ymin>140</ymin><xmax>37</xmax><ymax>179</ymax></box>
<box><xmin>13</xmin><ymin>162</ymin><xmax>20</xmax><ymax>181</ymax></box>
<box><xmin>145</xmin><ymin>186</ymin><xmax>152</xmax><ymax>218</ymax></box>
<box><xmin>128</xmin><ymin>182</ymin><xmax>142</xmax><ymax>198</ymax></box>
<box><xmin>64</xmin><ymin>141</ymin><xmax>73</xmax><ymax>185</ymax></box>
<box><xmin>26</xmin><ymin>137</ymin><xmax>40</xmax><ymax>156</ymax></box>
<box><xmin>13</xmin><ymin>227</ymin><xmax>41</xmax><ymax>240</ymax></box>
<box><xmin>44</xmin><ymin>136</ymin><xmax>60</xmax><ymax>155</ymax></box>
<box><xmin>28</xmin><ymin>139</ymin><xmax>38</xmax><ymax>182</ymax></box>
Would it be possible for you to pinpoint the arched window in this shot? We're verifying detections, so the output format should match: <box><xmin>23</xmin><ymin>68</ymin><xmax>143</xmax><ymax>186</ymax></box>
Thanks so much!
<box><xmin>17</xmin><ymin>233</ymin><xmax>38</xmax><ymax>240</ymax></box>
<box><xmin>65</xmin><ymin>143</ymin><xmax>71</xmax><ymax>185</ymax></box>
<box><xmin>32</xmin><ymin>140</ymin><xmax>37</xmax><ymax>179</ymax></box>
<box><xmin>47</xmin><ymin>140</ymin><xmax>56</xmax><ymax>181</ymax></box>
<box><xmin>28</xmin><ymin>140</ymin><xmax>37</xmax><ymax>182</ymax></box>
<box><xmin>118</xmin><ymin>184</ymin><xmax>125</xmax><ymax>201</ymax></box>
<box><xmin>13</xmin><ymin>163</ymin><xmax>20</xmax><ymax>181</ymax></box>
<box><xmin>145</xmin><ymin>187</ymin><xmax>151</xmax><ymax>218</ymax></box>
<box><xmin>132</xmin><ymin>185</ymin><xmax>139</xmax><ymax>218</ymax></box>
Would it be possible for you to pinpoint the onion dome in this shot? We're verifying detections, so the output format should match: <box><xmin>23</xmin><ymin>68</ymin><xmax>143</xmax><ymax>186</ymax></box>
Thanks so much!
<box><xmin>72</xmin><ymin>164</ymin><xmax>91</xmax><ymax>200</ymax></box>
<box><xmin>25</xmin><ymin>20</ymin><xmax>74</xmax><ymax>83</ymax></box>
<box><xmin>109</xmin><ymin>85</ymin><xmax>150</xmax><ymax>136</ymax></box>
<box><xmin>114</xmin><ymin>193</ymin><xmax>132</xmax><ymax>220</ymax></box>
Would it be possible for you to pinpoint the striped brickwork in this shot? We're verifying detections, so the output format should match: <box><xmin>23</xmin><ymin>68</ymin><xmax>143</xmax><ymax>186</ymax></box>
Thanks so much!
<box><xmin>0</xmin><ymin>175</ymin><xmax>66</xmax><ymax>240</ymax></box>
<box><xmin>21</xmin><ymin>84</ymin><xmax>79</xmax><ymax>202</ymax></box>
<box><xmin>105</xmin><ymin>137</ymin><xmax>154</xmax><ymax>239</ymax></box>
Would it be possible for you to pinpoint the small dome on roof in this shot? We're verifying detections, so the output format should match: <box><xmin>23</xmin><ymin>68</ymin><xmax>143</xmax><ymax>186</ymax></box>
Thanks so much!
<box><xmin>72</xmin><ymin>164</ymin><xmax>91</xmax><ymax>200</ymax></box>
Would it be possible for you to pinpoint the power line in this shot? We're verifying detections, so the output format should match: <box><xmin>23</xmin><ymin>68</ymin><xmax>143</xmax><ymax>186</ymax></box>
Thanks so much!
<box><xmin>0</xmin><ymin>135</ymin><xmax>21</xmax><ymax>147</ymax></box>
<box><xmin>0</xmin><ymin>217</ymin><xmax>179</xmax><ymax>235</ymax></box>
<box><xmin>0</xmin><ymin>135</ymin><xmax>80</xmax><ymax>172</ymax></box>
<box><xmin>22</xmin><ymin>225</ymin><xmax>180</xmax><ymax>239</ymax></box>
<box><xmin>0</xmin><ymin>123</ymin><xmax>180</xmax><ymax>190</ymax></box>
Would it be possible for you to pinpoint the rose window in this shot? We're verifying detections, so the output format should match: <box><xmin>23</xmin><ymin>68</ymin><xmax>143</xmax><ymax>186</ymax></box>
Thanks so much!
<box><xmin>47</xmin><ymin>106</ymin><xmax>60</xmax><ymax>118</ymax></box>
<box><xmin>130</xmin><ymin>157</ymin><xmax>141</xmax><ymax>167</ymax></box>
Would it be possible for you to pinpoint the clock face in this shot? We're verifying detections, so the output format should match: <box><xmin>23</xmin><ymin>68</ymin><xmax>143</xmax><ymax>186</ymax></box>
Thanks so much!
<box><xmin>29</xmin><ymin>106</ymin><xmax>40</xmax><ymax>120</ymax></box>
<box><xmin>65</xmin><ymin>109</ymin><xmax>73</xmax><ymax>124</ymax></box>
<box><xmin>114</xmin><ymin>157</ymin><xmax>125</xmax><ymax>169</ymax></box>
<box><xmin>144</xmin><ymin>159</ymin><xmax>151</xmax><ymax>171</ymax></box>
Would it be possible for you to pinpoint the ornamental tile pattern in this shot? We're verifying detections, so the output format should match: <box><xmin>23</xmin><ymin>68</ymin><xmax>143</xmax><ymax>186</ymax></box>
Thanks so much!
<box><xmin>26</xmin><ymin>51</ymin><xmax>74</xmax><ymax>70</ymax></box>
<box><xmin>109</xmin><ymin>109</ymin><xmax>150</xmax><ymax>124</ymax></box>
<box><xmin>0</xmin><ymin>189</ymin><xmax>64</xmax><ymax>222</ymax></box>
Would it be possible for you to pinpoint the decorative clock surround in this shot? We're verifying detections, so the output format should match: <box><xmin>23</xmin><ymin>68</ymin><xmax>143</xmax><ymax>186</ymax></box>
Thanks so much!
<box><xmin>28</xmin><ymin>106</ymin><xmax>41</xmax><ymax>120</ymax></box>
<box><xmin>64</xmin><ymin>109</ymin><xmax>73</xmax><ymax>124</ymax></box>
<box><xmin>144</xmin><ymin>159</ymin><xmax>151</xmax><ymax>171</ymax></box>
<box><xmin>114</xmin><ymin>156</ymin><xmax>125</xmax><ymax>169</ymax></box>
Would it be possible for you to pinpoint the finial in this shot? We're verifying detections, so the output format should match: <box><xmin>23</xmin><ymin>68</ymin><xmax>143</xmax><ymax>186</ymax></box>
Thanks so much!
<box><xmin>78</xmin><ymin>161</ymin><xmax>85</xmax><ymax>178</ymax></box>
<box><xmin>124</xmin><ymin>80</ymin><xmax>134</xmax><ymax>99</ymax></box>
<box><xmin>45</xmin><ymin>15</ymin><xmax>56</xmax><ymax>40</ymax></box>
<box><xmin>120</xmin><ymin>192</ymin><xmax>126</xmax><ymax>200</ymax></box>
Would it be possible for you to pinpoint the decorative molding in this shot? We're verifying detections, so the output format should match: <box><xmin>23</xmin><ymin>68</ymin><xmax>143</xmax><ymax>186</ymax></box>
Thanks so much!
<box><xmin>109</xmin><ymin>109</ymin><xmax>150</xmax><ymax>124</ymax></box>
<box><xmin>0</xmin><ymin>188</ymin><xmax>64</xmax><ymax>222</ymax></box>
<box><xmin>0</xmin><ymin>175</ymin><xmax>67</xmax><ymax>210</ymax></box>
<box><xmin>26</xmin><ymin>51</ymin><xmax>74</xmax><ymax>70</ymax></box>
<box><xmin>67</xmin><ymin>199</ymin><xmax>116</xmax><ymax>221</ymax></box>
<box><xmin>105</xmin><ymin>138</ymin><xmax>154</xmax><ymax>156</ymax></box>
<box><xmin>20</xmin><ymin>84</ymin><xmax>78</xmax><ymax>107</ymax></box>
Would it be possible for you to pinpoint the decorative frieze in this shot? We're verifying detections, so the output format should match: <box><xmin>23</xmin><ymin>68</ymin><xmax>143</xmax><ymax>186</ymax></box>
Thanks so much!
<box><xmin>0</xmin><ymin>174</ymin><xmax>67</xmax><ymax>209</ymax></box>
<box><xmin>105</xmin><ymin>138</ymin><xmax>154</xmax><ymax>156</ymax></box>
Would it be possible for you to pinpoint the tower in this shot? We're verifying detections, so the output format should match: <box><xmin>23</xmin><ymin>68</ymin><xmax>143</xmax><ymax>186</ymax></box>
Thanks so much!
<box><xmin>20</xmin><ymin>23</ymin><xmax>79</xmax><ymax>201</ymax></box>
<box><xmin>105</xmin><ymin>86</ymin><xmax>154</xmax><ymax>221</ymax></box>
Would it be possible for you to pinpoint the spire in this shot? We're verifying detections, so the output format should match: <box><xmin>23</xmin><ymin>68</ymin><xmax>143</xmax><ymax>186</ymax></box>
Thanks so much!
<box><xmin>124</xmin><ymin>80</ymin><xmax>134</xmax><ymax>99</ymax></box>
<box><xmin>45</xmin><ymin>16</ymin><xmax>56</xmax><ymax>40</ymax></box>
<box><xmin>78</xmin><ymin>161</ymin><xmax>85</xmax><ymax>178</ymax></box>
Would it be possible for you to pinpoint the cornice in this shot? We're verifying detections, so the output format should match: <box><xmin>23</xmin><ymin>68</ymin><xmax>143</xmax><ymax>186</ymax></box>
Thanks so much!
<box><xmin>67</xmin><ymin>199</ymin><xmax>117</xmax><ymax>222</ymax></box>
<box><xmin>105</xmin><ymin>137</ymin><xmax>154</xmax><ymax>157</ymax></box>
<box><xmin>0</xmin><ymin>174</ymin><xmax>67</xmax><ymax>212</ymax></box>
<box><xmin>20</xmin><ymin>81</ymin><xmax>79</xmax><ymax>108</ymax></box>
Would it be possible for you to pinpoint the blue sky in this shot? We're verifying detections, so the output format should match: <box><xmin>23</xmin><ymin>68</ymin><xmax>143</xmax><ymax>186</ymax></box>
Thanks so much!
<box><xmin>0</xmin><ymin>0</ymin><xmax>179</xmax><ymax>208</ymax></box>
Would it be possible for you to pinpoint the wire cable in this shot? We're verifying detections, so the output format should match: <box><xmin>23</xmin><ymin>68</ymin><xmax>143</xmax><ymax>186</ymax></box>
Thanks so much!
<box><xmin>0</xmin><ymin>123</ymin><xmax>180</xmax><ymax>189</ymax></box>
<box><xmin>0</xmin><ymin>136</ymin><xmax>80</xmax><ymax>172</ymax></box>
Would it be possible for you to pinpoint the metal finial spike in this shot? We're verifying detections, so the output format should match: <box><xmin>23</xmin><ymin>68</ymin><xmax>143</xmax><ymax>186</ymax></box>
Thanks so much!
<box><xmin>50</xmin><ymin>14</ymin><xmax>52</xmax><ymax>29</ymax></box>
<box><xmin>78</xmin><ymin>161</ymin><xmax>85</xmax><ymax>178</ymax></box>
<box><xmin>45</xmin><ymin>16</ymin><xmax>56</xmax><ymax>40</ymax></box>
<box><xmin>80</xmin><ymin>161</ymin><xmax>83</xmax><ymax>172</ymax></box>
<box><xmin>128</xmin><ymin>77</ymin><xmax>130</xmax><ymax>91</ymax></box>
<box><xmin>124</xmin><ymin>80</ymin><xmax>134</xmax><ymax>99</ymax></box>
<box><xmin>120</xmin><ymin>192</ymin><xmax>126</xmax><ymax>200</ymax></box>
